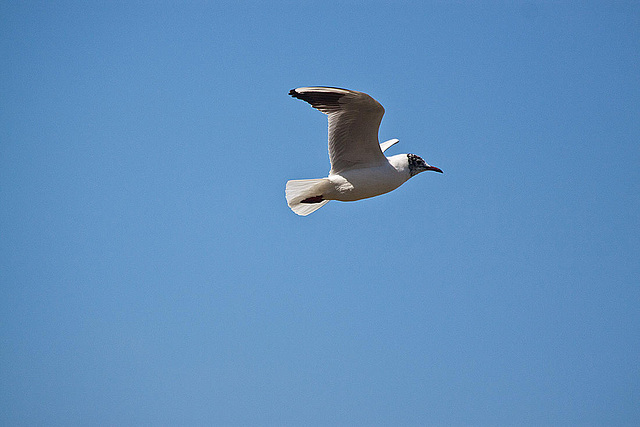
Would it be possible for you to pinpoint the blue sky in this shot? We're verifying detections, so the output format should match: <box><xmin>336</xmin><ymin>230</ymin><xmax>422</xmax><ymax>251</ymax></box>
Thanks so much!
<box><xmin>1</xmin><ymin>1</ymin><xmax>639</xmax><ymax>425</ymax></box>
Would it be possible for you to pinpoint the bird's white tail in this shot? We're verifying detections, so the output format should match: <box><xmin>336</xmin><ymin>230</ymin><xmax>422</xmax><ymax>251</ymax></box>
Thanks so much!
<box><xmin>285</xmin><ymin>178</ymin><xmax>330</xmax><ymax>216</ymax></box>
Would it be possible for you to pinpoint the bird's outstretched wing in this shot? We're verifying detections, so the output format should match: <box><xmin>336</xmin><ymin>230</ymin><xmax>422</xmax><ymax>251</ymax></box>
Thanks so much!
<box><xmin>289</xmin><ymin>87</ymin><xmax>387</xmax><ymax>174</ymax></box>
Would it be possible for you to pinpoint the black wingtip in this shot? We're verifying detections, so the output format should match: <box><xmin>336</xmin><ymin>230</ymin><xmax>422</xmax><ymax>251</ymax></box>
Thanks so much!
<box><xmin>287</xmin><ymin>88</ymin><xmax>346</xmax><ymax>114</ymax></box>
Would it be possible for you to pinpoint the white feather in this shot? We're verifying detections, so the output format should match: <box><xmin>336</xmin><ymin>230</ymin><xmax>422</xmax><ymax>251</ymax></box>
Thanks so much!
<box><xmin>380</xmin><ymin>138</ymin><xmax>399</xmax><ymax>153</ymax></box>
<box><xmin>285</xmin><ymin>179</ymin><xmax>331</xmax><ymax>216</ymax></box>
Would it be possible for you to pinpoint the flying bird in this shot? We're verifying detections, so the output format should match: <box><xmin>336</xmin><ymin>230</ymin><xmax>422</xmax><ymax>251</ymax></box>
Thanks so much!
<box><xmin>285</xmin><ymin>87</ymin><xmax>442</xmax><ymax>216</ymax></box>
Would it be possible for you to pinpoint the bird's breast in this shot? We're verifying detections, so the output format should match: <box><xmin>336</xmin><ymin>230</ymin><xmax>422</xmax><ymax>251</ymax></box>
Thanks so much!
<box><xmin>326</xmin><ymin>164</ymin><xmax>409</xmax><ymax>201</ymax></box>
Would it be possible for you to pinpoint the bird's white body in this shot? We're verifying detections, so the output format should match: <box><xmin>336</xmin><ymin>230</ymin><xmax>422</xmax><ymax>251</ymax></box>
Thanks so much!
<box><xmin>285</xmin><ymin>87</ymin><xmax>441</xmax><ymax>216</ymax></box>
<box><xmin>324</xmin><ymin>154</ymin><xmax>410</xmax><ymax>201</ymax></box>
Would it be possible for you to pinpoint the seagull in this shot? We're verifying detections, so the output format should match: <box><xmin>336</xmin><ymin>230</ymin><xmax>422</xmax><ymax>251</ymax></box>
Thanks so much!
<box><xmin>285</xmin><ymin>87</ymin><xmax>442</xmax><ymax>216</ymax></box>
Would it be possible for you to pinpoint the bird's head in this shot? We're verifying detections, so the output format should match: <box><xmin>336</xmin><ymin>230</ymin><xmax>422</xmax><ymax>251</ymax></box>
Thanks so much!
<box><xmin>407</xmin><ymin>153</ymin><xmax>443</xmax><ymax>177</ymax></box>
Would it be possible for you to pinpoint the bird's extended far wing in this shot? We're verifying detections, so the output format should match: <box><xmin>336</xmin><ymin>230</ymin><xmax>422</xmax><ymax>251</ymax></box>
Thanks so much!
<box><xmin>289</xmin><ymin>87</ymin><xmax>387</xmax><ymax>174</ymax></box>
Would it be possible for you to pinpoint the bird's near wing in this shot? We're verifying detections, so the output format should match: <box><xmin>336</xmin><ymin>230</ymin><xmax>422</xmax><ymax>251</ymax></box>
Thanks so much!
<box><xmin>289</xmin><ymin>87</ymin><xmax>387</xmax><ymax>174</ymax></box>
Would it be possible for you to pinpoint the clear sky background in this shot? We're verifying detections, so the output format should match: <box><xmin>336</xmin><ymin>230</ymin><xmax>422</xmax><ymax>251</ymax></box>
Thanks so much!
<box><xmin>1</xmin><ymin>1</ymin><xmax>639</xmax><ymax>425</ymax></box>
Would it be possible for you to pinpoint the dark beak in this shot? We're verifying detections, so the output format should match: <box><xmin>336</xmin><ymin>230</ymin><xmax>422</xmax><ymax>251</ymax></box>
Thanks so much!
<box><xmin>426</xmin><ymin>165</ymin><xmax>443</xmax><ymax>173</ymax></box>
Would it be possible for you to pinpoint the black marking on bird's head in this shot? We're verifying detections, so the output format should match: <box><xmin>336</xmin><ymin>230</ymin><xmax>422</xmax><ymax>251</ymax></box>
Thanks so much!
<box><xmin>407</xmin><ymin>154</ymin><xmax>427</xmax><ymax>176</ymax></box>
<box><xmin>407</xmin><ymin>153</ymin><xmax>443</xmax><ymax>176</ymax></box>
